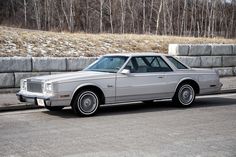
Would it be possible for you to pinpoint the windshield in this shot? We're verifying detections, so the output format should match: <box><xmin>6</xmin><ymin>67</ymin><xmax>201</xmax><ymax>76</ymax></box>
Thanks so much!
<box><xmin>85</xmin><ymin>56</ymin><xmax>128</xmax><ymax>73</ymax></box>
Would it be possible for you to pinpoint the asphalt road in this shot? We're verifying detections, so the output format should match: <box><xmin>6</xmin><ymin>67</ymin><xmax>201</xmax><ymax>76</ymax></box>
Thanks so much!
<box><xmin>0</xmin><ymin>93</ymin><xmax>236</xmax><ymax>157</ymax></box>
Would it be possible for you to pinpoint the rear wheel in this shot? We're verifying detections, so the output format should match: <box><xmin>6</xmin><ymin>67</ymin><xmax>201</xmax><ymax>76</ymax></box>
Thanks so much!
<box><xmin>172</xmin><ymin>83</ymin><xmax>195</xmax><ymax>107</ymax></box>
<box><xmin>72</xmin><ymin>89</ymin><xmax>100</xmax><ymax>116</ymax></box>
<box><xmin>45</xmin><ymin>106</ymin><xmax>64</xmax><ymax>111</ymax></box>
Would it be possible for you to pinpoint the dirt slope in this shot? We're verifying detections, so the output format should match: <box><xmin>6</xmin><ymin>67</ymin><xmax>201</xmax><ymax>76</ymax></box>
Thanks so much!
<box><xmin>0</xmin><ymin>26</ymin><xmax>235</xmax><ymax>57</ymax></box>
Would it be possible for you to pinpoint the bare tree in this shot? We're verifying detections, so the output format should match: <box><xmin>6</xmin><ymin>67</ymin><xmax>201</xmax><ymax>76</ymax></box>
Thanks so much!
<box><xmin>120</xmin><ymin>0</ymin><xmax>126</xmax><ymax>33</ymax></box>
<box><xmin>180</xmin><ymin>0</ymin><xmax>187</xmax><ymax>36</ymax></box>
<box><xmin>148</xmin><ymin>0</ymin><xmax>154</xmax><ymax>33</ymax></box>
<box><xmin>1</xmin><ymin>0</ymin><xmax>235</xmax><ymax>38</ymax></box>
<box><xmin>23</xmin><ymin>0</ymin><xmax>27</xmax><ymax>27</ymax></box>
<box><xmin>108</xmin><ymin>0</ymin><xmax>113</xmax><ymax>33</ymax></box>
<box><xmin>156</xmin><ymin>0</ymin><xmax>163</xmax><ymax>35</ymax></box>
<box><xmin>142</xmin><ymin>0</ymin><xmax>145</xmax><ymax>33</ymax></box>
<box><xmin>33</xmin><ymin>0</ymin><xmax>41</xmax><ymax>30</ymax></box>
<box><xmin>99</xmin><ymin>0</ymin><xmax>104</xmax><ymax>33</ymax></box>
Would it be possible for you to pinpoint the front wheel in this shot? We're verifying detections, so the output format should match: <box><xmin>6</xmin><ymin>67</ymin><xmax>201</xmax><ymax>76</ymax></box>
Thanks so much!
<box><xmin>72</xmin><ymin>90</ymin><xmax>100</xmax><ymax>116</ymax></box>
<box><xmin>172</xmin><ymin>84</ymin><xmax>195</xmax><ymax>107</ymax></box>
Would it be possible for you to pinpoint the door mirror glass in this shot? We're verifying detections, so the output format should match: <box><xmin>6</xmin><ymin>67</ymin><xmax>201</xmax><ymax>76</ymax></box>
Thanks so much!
<box><xmin>121</xmin><ymin>69</ymin><xmax>130</xmax><ymax>75</ymax></box>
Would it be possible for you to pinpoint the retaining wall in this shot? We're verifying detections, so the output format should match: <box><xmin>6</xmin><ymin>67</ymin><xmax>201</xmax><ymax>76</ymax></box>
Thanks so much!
<box><xmin>168</xmin><ymin>44</ymin><xmax>236</xmax><ymax>77</ymax></box>
<box><xmin>0</xmin><ymin>57</ymin><xmax>97</xmax><ymax>88</ymax></box>
<box><xmin>1</xmin><ymin>44</ymin><xmax>235</xmax><ymax>89</ymax></box>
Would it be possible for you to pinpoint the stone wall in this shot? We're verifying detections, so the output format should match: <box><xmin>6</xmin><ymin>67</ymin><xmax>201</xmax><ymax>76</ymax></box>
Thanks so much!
<box><xmin>1</xmin><ymin>44</ymin><xmax>235</xmax><ymax>89</ymax></box>
<box><xmin>0</xmin><ymin>57</ymin><xmax>97</xmax><ymax>88</ymax></box>
<box><xmin>169</xmin><ymin>44</ymin><xmax>236</xmax><ymax>77</ymax></box>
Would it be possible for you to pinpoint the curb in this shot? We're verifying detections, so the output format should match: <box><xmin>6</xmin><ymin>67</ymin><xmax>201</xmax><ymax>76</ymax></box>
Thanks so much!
<box><xmin>0</xmin><ymin>103</ymin><xmax>43</xmax><ymax>112</ymax></box>
<box><xmin>219</xmin><ymin>89</ymin><xmax>236</xmax><ymax>94</ymax></box>
<box><xmin>0</xmin><ymin>88</ymin><xmax>19</xmax><ymax>94</ymax></box>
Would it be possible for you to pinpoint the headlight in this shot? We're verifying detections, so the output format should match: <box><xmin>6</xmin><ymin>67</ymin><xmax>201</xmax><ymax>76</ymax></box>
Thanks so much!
<box><xmin>20</xmin><ymin>79</ymin><xmax>27</xmax><ymax>91</ymax></box>
<box><xmin>43</xmin><ymin>82</ymin><xmax>53</xmax><ymax>93</ymax></box>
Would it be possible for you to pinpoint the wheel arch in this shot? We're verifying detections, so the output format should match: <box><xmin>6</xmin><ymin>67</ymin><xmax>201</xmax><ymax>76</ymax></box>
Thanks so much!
<box><xmin>175</xmin><ymin>78</ymin><xmax>200</xmax><ymax>95</ymax></box>
<box><xmin>70</xmin><ymin>84</ymin><xmax>105</xmax><ymax>107</ymax></box>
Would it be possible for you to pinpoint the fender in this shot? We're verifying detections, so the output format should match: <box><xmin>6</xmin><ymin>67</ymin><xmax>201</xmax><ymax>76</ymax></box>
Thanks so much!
<box><xmin>70</xmin><ymin>82</ymin><xmax>105</xmax><ymax>105</ymax></box>
<box><xmin>174</xmin><ymin>77</ymin><xmax>199</xmax><ymax>94</ymax></box>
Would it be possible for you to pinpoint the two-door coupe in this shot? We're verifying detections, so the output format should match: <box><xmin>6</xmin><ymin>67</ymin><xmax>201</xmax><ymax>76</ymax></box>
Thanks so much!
<box><xmin>17</xmin><ymin>53</ymin><xmax>222</xmax><ymax>116</ymax></box>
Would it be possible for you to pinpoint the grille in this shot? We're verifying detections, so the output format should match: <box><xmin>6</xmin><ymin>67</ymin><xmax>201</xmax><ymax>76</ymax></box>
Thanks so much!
<box><xmin>27</xmin><ymin>81</ymin><xmax>42</xmax><ymax>93</ymax></box>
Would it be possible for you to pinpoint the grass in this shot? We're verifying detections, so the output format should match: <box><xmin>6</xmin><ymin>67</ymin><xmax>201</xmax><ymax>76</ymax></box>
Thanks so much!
<box><xmin>0</xmin><ymin>26</ymin><xmax>235</xmax><ymax>57</ymax></box>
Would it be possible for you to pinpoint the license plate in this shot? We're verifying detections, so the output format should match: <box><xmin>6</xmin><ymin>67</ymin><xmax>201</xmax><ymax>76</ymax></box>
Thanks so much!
<box><xmin>37</xmin><ymin>99</ymin><xmax>45</xmax><ymax>106</ymax></box>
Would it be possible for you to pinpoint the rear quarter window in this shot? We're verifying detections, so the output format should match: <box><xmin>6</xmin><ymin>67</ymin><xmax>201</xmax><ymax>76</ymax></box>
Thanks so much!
<box><xmin>166</xmin><ymin>56</ymin><xmax>188</xmax><ymax>69</ymax></box>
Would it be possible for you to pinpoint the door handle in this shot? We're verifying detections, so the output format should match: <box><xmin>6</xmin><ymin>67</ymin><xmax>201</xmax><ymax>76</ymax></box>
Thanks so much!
<box><xmin>158</xmin><ymin>76</ymin><xmax>164</xmax><ymax>78</ymax></box>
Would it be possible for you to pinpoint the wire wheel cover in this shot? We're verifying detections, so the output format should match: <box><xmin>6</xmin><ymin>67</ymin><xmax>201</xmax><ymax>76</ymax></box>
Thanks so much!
<box><xmin>178</xmin><ymin>85</ymin><xmax>194</xmax><ymax>105</ymax></box>
<box><xmin>77</xmin><ymin>91</ymin><xmax>98</xmax><ymax>114</ymax></box>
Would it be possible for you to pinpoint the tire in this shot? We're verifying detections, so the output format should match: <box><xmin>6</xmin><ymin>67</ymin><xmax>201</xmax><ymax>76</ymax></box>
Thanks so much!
<box><xmin>45</xmin><ymin>106</ymin><xmax>64</xmax><ymax>111</ymax></box>
<box><xmin>142</xmin><ymin>100</ymin><xmax>154</xmax><ymax>104</ymax></box>
<box><xmin>72</xmin><ymin>89</ymin><xmax>100</xmax><ymax>116</ymax></box>
<box><xmin>172</xmin><ymin>83</ymin><xmax>195</xmax><ymax>107</ymax></box>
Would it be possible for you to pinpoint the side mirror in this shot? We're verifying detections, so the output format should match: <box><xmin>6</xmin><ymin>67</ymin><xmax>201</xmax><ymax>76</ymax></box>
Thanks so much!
<box><xmin>121</xmin><ymin>69</ymin><xmax>130</xmax><ymax>75</ymax></box>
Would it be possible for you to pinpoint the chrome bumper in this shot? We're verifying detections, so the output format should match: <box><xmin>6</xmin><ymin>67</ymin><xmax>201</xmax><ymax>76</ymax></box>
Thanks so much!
<box><xmin>16</xmin><ymin>92</ymin><xmax>52</xmax><ymax>107</ymax></box>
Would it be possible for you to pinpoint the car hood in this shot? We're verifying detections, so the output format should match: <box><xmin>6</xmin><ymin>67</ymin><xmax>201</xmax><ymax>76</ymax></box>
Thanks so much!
<box><xmin>28</xmin><ymin>71</ymin><xmax>114</xmax><ymax>83</ymax></box>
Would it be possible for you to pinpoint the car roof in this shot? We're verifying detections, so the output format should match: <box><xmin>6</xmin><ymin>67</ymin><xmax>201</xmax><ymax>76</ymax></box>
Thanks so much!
<box><xmin>104</xmin><ymin>52</ymin><xmax>168</xmax><ymax>57</ymax></box>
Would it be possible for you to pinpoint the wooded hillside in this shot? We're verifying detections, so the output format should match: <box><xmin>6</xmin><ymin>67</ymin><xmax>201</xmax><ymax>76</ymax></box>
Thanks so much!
<box><xmin>0</xmin><ymin>0</ymin><xmax>235</xmax><ymax>38</ymax></box>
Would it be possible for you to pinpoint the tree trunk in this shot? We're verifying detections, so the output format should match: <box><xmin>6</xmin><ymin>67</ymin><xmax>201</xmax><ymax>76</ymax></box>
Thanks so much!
<box><xmin>142</xmin><ymin>0</ymin><xmax>145</xmax><ymax>33</ymax></box>
<box><xmin>127</xmin><ymin>0</ymin><xmax>135</xmax><ymax>33</ymax></box>
<box><xmin>148</xmin><ymin>0</ymin><xmax>154</xmax><ymax>33</ymax></box>
<box><xmin>85</xmin><ymin>0</ymin><xmax>89</xmax><ymax>33</ymax></box>
<box><xmin>155</xmin><ymin>0</ymin><xmax>163</xmax><ymax>35</ymax></box>
<box><xmin>108</xmin><ymin>0</ymin><xmax>113</xmax><ymax>33</ymax></box>
<box><xmin>180</xmin><ymin>0</ymin><xmax>187</xmax><ymax>36</ymax></box>
<box><xmin>120</xmin><ymin>0</ymin><xmax>126</xmax><ymax>33</ymax></box>
<box><xmin>99</xmin><ymin>0</ymin><xmax>104</xmax><ymax>33</ymax></box>
<box><xmin>33</xmin><ymin>0</ymin><xmax>41</xmax><ymax>30</ymax></box>
<box><xmin>24</xmin><ymin>0</ymin><xmax>27</xmax><ymax>27</ymax></box>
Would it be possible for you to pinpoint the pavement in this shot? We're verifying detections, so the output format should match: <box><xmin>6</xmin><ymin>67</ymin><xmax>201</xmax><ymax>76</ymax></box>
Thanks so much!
<box><xmin>0</xmin><ymin>93</ymin><xmax>236</xmax><ymax>157</ymax></box>
<box><xmin>0</xmin><ymin>76</ymin><xmax>236</xmax><ymax>112</ymax></box>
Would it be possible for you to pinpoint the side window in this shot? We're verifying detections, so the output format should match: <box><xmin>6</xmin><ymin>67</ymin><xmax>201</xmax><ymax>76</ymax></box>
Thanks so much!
<box><xmin>148</xmin><ymin>57</ymin><xmax>172</xmax><ymax>72</ymax></box>
<box><xmin>166</xmin><ymin>56</ymin><xmax>188</xmax><ymax>69</ymax></box>
<box><xmin>124</xmin><ymin>59</ymin><xmax>135</xmax><ymax>73</ymax></box>
<box><xmin>124</xmin><ymin>56</ymin><xmax>172</xmax><ymax>73</ymax></box>
<box><xmin>124</xmin><ymin>57</ymin><xmax>149</xmax><ymax>73</ymax></box>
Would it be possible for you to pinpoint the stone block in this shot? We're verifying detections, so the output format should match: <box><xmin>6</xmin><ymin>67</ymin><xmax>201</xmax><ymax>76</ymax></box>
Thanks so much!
<box><xmin>189</xmin><ymin>45</ymin><xmax>211</xmax><ymax>56</ymax></box>
<box><xmin>213</xmin><ymin>67</ymin><xmax>233</xmax><ymax>77</ymax></box>
<box><xmin>14</xmin><ymin>72</ymin><xmax>50</xmax><ymax>87</ymax></box>
<box><xmin>66</xmin><ymin>57</ymin><xmax>97</xmax><ymax>71</ymax></box>
<box><xmin>233</xmin><ymin>45</ymin><xmax>236</xmax><ymax>55</ymax></box>
<box><xmin>0</xmin><ymin>57</ymin><xmax>31</xmax><ymax>72</ymax></box>
<box><xmin>233</xmin><ymin>67</ymin><xmax>236</xmax><ymax>76</ymax></box>
<box><xmin>200</xmin><ymin>56</ymin><xmax>222</xmax><ymax>67</ymax></box>
<box><xmin>175</xmin><ymin>56</ymin><xmax>201</xmax><ymax>67</ymax></box>
<box><xmin>211</xmin><ymin>44</ymin><xmax>233</xmax><ymax>56</ymax></box>
<box><xmin>32</xmin><ymin>57</ymin><xmax>66</xmax><ymax>72</ymax></box>
<box><xmin>0</xmin><ymin>73</ymin><xmax>14</xmax><ymax>88</ymax></box>
<box><xmin>222</xmin><ymin>56</ymin><xmax>236</xmax><ymax>67</ymax></box>
<box><xmin>168</xmin><ymin>44</ymin><xmax>189</xmax><ymax>56</ymax></box>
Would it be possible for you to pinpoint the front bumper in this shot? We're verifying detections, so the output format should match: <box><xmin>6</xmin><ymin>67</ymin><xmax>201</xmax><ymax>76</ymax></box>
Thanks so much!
<box><xmin>16</xmin><ymin>91</ymin><xmax>71</xmax><ymax>107</ymax></box>
<box><xmin>16</xmin><ymin>92</ymin><xmax>52</xmax><ymax>107</ymax></box>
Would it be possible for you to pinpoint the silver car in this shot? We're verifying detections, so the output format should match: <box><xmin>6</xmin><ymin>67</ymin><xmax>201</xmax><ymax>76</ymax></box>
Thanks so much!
<box><xmin>17</xmin><ymin>53</ymin><xmax>222</xmax><ymax>116</ymax></box>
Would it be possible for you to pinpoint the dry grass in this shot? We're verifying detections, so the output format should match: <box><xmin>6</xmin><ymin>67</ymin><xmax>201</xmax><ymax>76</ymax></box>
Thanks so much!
<box><xmin>0</xmin><ymin>26</ymin><xmax>235</xmax><ymax>57</ymax></box>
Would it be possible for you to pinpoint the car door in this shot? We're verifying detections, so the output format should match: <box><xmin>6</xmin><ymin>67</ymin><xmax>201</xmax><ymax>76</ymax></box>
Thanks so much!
<box><xmin>115</xmin><ymin>56</ymin><xmax>175</xmax><ymax>103</ymax></box>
